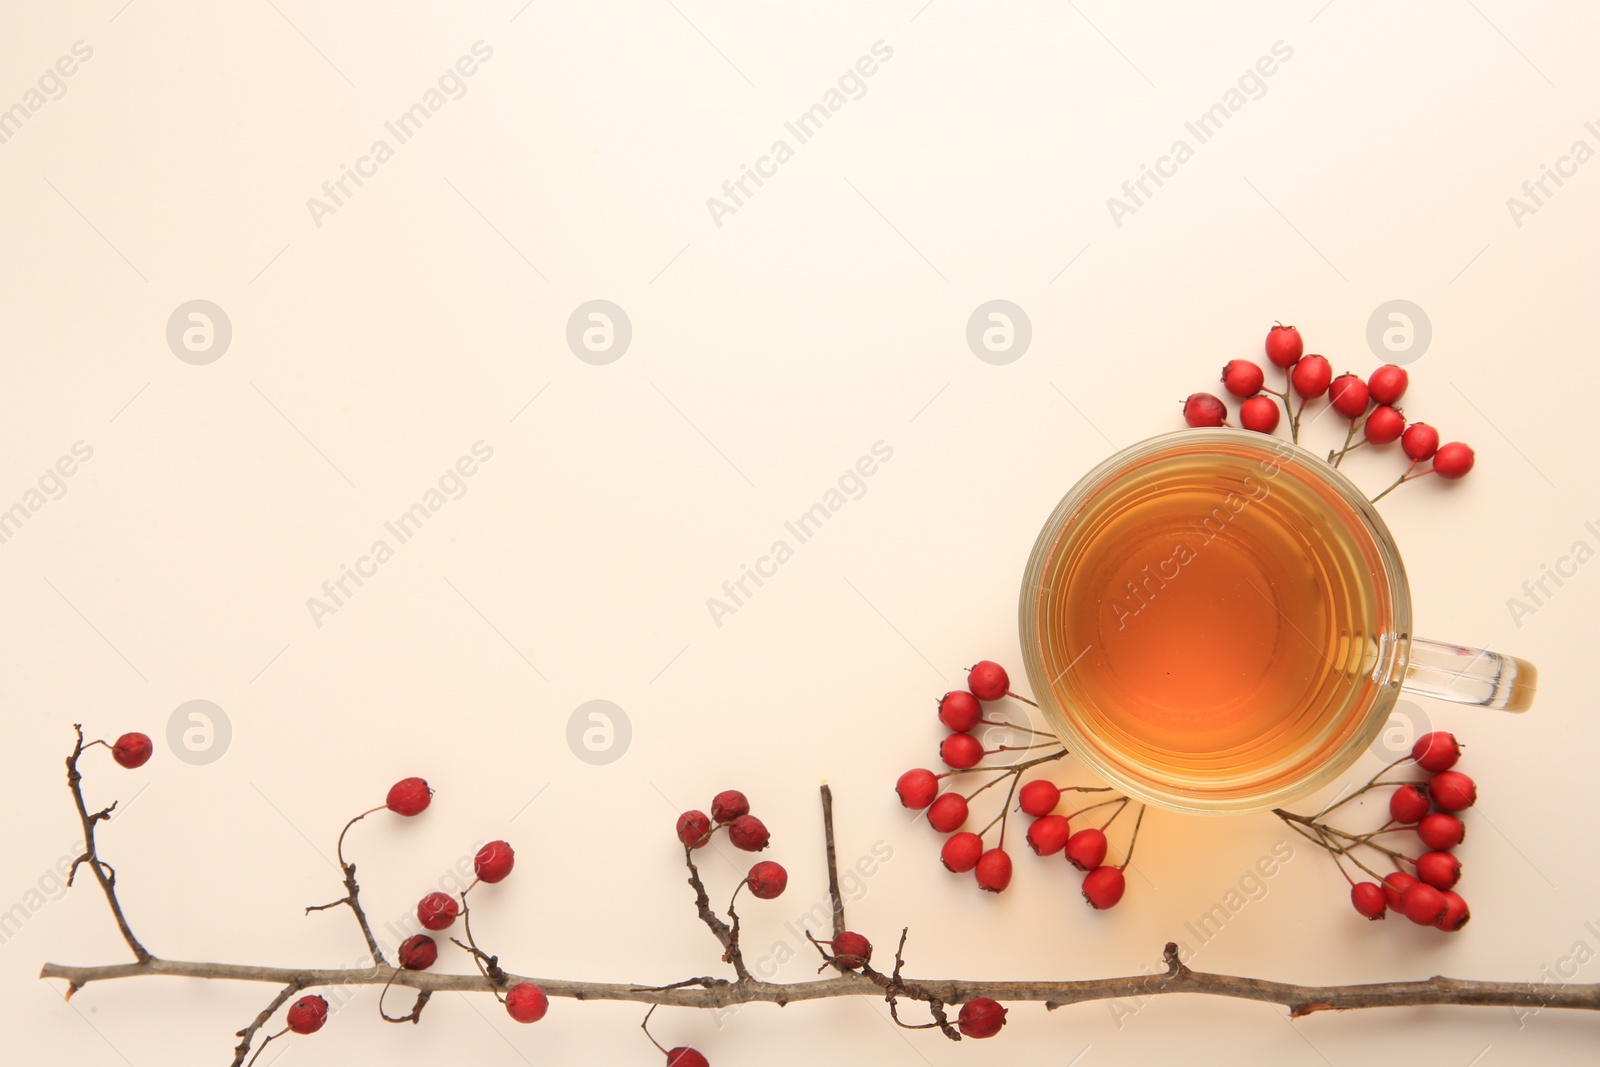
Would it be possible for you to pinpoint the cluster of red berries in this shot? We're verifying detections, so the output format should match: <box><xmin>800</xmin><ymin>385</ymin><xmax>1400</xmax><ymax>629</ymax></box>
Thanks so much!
<box><xmin>664</xmin><ymin>791</ymin><xmax>789</xmax><ymax>1065</ymax></box>
<box><xmin>896</xmin><ymin>661</ymin><xmax>1139</xmax><ymax>909</ymax></box>
<box><xmin>382</xmin><ymin>781</ymin><xmax>548</xmax><ymax>1022</ymax></box>
<box><xmin>1354</xmin><ymin>733</ymin><xmax>1476</xmax><ymax>931</ymax></box>
<box><xmin>675</xmin><ymin>790</ymin><xmax>783</xmax><ymax>888</ymax></box>
<box><xmin>1183</xmin><ymin>324</ymin><xmax>1475</xmax><ymax>498</ymax></box>
<box><xmin>676</xmin><ymin>790</ymin><xmax>787</xmax><ymax>902</ymax></box>
<box><xmin>1294</xmin><ymin>732</ymin><xmax>1477</xmax><ymax>932</ymax></box>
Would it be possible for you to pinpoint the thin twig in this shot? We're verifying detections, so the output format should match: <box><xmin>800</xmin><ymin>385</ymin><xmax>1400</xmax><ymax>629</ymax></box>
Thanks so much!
<box><xmin>821</xmin><ymin>784</ymin><xmax>845</xmax><ymax>938</ymax></box>
<box><xmin>684</xmin><ymin>843</ymin><xmax>752</xmax><ymax>982</ymax></box>
<box><xmin>230</xmin><ymin>982</ymin><xmax>301</xmax><ymax>1067</ymax></box>
<box><xmin>65</xmin><ymin>725</ymin><xmax>151</xmax><ymax>963</ymax></box>
<box><xmin>303</xmin><ymin>807</ymin><xmax>387</xmax><ymax>967</ymax></box>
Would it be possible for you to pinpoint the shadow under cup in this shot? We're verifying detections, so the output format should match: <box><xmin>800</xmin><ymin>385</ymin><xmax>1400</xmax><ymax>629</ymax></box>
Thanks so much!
<box><xmin>1019</xmin><ymin>430</ymin><xmax>1413</xmax><ymax>815</ymax></box>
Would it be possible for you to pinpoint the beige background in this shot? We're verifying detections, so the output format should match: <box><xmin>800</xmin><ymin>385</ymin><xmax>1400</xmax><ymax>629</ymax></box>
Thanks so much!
<box><xmin>3</xmin><ymin>1</ymin><xmax>1598</xmax><ymax>1064</ymax></box>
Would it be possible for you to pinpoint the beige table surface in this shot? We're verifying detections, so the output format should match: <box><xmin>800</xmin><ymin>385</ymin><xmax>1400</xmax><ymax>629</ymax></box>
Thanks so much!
<box><xmin>3</xmin><ymin>2</ymin><xmax>1597</xmax><ymax>1064</ymax></box>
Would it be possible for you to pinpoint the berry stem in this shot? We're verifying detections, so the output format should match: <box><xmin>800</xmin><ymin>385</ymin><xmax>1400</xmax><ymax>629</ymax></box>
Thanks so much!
<box><xmin>1096</xmin><ymin>797</ymin><xmax>1131</xmax><ymax>831</ymax></box>
<box><xmin>230</xmin><ymin>983</ymin><xmax>303</xmax><ymax>1067</ymax></box>
<box><xmin>377</xmin><ymin>970</ymin><xmax>433</xmax><ymax>1024</ymax></box>
<box><xmin>640</xmin><ymin>1005</ymin><xmax>671</xmax><ymax>1056</ymax></box>
<box><xmin>1329</xmin><ymin>411</ymin><xmax>1374</xmax><ymax>467</ymax></box>
<box><xmin>983</xmin><ymin>740</ymin><xmax>1065</xmax><ymax>755</ymax></box>
<box><xmin>1118</xmin><ymin>805</ymin><xmax>1148</xmax><ymax>870</ymax></box>
<box><xmin>302</xmin><ymin>806</ymin><xmax>389</xmax><ymax>969</ymax></box>
<box><xmin>1370</xmin><ymin>464</ymin><xmax>1435</xmax><ymax>504</ymax></box>
<box><xmin>1283</xmin><ymin>368</ymin><xmax>1301</xmax><ymax>443</ymax></box>
<box><xmin>1065</xmin><ymin>797</ymin><xmax>1126</xmax><ymax>820</ymax></box>
<box><xmin>996</xmin><ymin>771</ymin><xmax>1025</xmax><ymax>850</ymax></box>
<box><xmin>1004</xmin><ymin>690</ymin><xmax>1040</xmax><ymax>709</ymax></box>
<box><xmin>979</xmin><ymin>717</ymin><xmax>1055</xmax><ymax>738</ymax></box>
<box><xmin>242</xmin><ymin>1027</ymin><xmax>288</xmax><ymax>1067</ymax></box>
<box><xmin>451</xmin><ymin>887</ymin><xmax>510</xmax><ymax>998</ymax></box>
<box><xmin>1310</xmin><ymin>756</ymin><xmax>1409</xmax><ymax>820</ymax></box>
<box><xmin>941</xmin><ymin>747</ymin><xmax>1069</xmax><ymax>779</ymax></box>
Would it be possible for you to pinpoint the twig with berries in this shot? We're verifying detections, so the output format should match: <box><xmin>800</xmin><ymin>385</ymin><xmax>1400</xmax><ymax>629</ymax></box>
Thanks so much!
<box><xmin>1188</xmin><ymin>323</ymin><xmax>1475</xmax><ymax>501</ymax></box>
<box><xmin>1277</xmin><ymin>732</ymin><xmax>1476</xmax><ymax>932</ymax></box>
<box><xmin>304</xmin><ymin>777</ymin><xmax>432</xmax><ymax>968</ymax></box>
<box><xmin>63</xmin><ymin>724</ymin><xmax>153</xmax><ymax>970</ymax></box>
<box><xmin>897</xmin><ymin>660</ymin><xmax>1145</xmax><ymax>907</ymax></box>
<box><xmin>41</xmin><ymin>725</ymin><xmax>1600</xmax><ymax>1066</ymax></box>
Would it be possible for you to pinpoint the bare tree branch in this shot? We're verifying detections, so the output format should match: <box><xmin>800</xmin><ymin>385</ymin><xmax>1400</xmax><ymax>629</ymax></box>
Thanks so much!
<box><xmin>40</xmin><ymin>951</ymin><xmax>1600</xmax><ymax>1017</ymax></box>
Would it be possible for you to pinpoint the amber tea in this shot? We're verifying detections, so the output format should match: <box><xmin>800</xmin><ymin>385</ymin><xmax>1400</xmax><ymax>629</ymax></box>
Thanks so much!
<box><xmin>1024</xmin><ymin>436</ymin><xmax>1402</xmax><ymax>810</ymax></box>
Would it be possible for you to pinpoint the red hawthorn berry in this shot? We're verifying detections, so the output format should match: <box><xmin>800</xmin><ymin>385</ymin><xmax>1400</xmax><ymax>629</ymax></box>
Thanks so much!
<box><xmin>1182</xmin><ymin>392</ymin><xmax>1228</xmax><ymax>428</ymax></box>
<box><xmin>1429</xmin><ymin>770</ymin><xmax>1477</xmax><ymax>812</ymax></box>
<box><xmin>711</xmin><ymin>790</ymin><xmax>750</xmax><ymax>824</ymax></box>
<box><xmin>1290</xmin><ymin>354</ymin><xmax>1333</xmax><ymax>399</ymax></box>
<box><xmin>727</xmin><ymin>814</ymin><xmax>770</xmax><ymax>852</ymax></box>
<box><xmin>957</xmin><ymin>997</ymin><xmax>1008</xmax><ymax>1039</ymax></box>
<box><xmin>1417</xmin><ymin>812</ymin><xmax>1465</xmax><ymax>851</ymax></box>
<box><xmin>1436</xmin><ymin>891</ymin><xmax>1471</xmax><ymax>932</ymax></box>
<box><xmin>1018</xmin><ymin>779</ymin><xmax>1061</xmax><ymax>817</ymax></box>
<box><xmin>1239</xmin><ymin>395</ymin><xmax>1280</xmax><ymax>434</ymax></box>
<box><xmin>504</xmin><ymin>982</ymin><xmax>549</xmax><ymax>1023</ymax></box>
<box><xmin>1411</xmin><ymin>731</ymin><xmax>1461</xmax><ymax>772</ymax></box>
<box><xmin>1351</xmin><ymin>882</ymin><xmax>1387</xmax><ymax>920</ymax></box>
<box><xmin>1026</xmin><ymin>815</ymin><xmax>1071</xmax><ymax>857</ymax></box>
<box><xmin>746</xmin><ymin>860</ymin><xmax>788</xmax><ymax>899</ymax></box>
<box><xmin>475</xmin><ymin>840</ymin><xmax>515</xmax><ymax>884</ymax></box>
<box><xmin>1389</xmin><ymin>784</ymin><xmax>1430</xmax><ymax>825</ymax></box>
<box><xmin>1415</xmin><ymin>851</ymin><xmax>1462</xmax><ymax>891</ymax></box>
<box><xmin>975</xmin><ymin>848</ymin><xmax>1013</xmax><ymax>892</ymax></box>
<box><xmin>830</xmin><ymin>931</ymin><xmax>872</xmax><ymax>969</ymax></box>
<box><xmin>1328</xmin><ymin>373</ymin><xmax>1370</xmax><ymax>418</ymax></box>
<box><xmin>1221</xmin><ymin>359</ymin><xmax>1266</xmax><ymax>398</ymax></box>
<box><xmin>896</xmin><ymin>768</ymin><xmax>940</xmax><ymax>810</ymax></box>
<box><xmin>676</xmin><ymin>810</ymin><xmax>714</xmax><ymax>849</ymax></box>
<box><xmin>112</xmin><ymin>732</ymin><xmax>153</xmax><ymax>769</ymax></box>
<box><xmin>1400</xmin><ymin>882</ymin><xmax>1448</xmax><ymax>926</ymax></box>
<box><xmin>1265</xmin><ymin>324</ymin><xmax>1304</xmax><ymax>368</ymax></box>
<box><xmin>1382</xmin><ymin>871</ymin><xmax>1417</xmax><ymax>911</ymax></box>
<box><xmin>1401</xmin><ymin>423</ymin><xmax>1440</xmax><ymax>463</ymax></box>
<box><xmin>1368</xmin><ymin>364</ymin><xmax>1409</xmax><ymax>406</ymax></box>
<box><xmin>667</xmin><ymin>1049</ymin><xmax>710</xmax><ymax>1067</ymax></box>
<box><xmin>1431</xmin><ymin>442</ymin><xmax>1475</xmax><ymax>479</ymax></box>
<box><xmin>939</xmin><ymin>732</ymin><xmax>984</xmax><ymax>770</ymax></box>
<box><xmin>941</xmin><ymin>831</ymin><xmax>984</xmax><ymax>873</ymax></box>
<box><xmin>968</xmin><ymin>661</ymin><xmax>1010</xmax><ymax>701</ymax></box>
<box><xmin>398</xmin><ymin>934</ymin><xmax>438</xmax><ymax>971</ymax></box>
<box><xmin>1363</xmin><ymin>405</ymin><xmax>1405</xmax><ymax>444</ymax></box>
<box><xmin>938</xmin><ymin>691</ymin><xmax>983</xmax><ymax>732</ymax></box>
<box><xmin>385</xmin><ymin>777</ymin><xmax>431</xmax><ymax>816</ymax></box>
<box><xmin>417</xmin><ymin>892</ymin><xmax>459</xmax><ymax>931</ymax></box>
<box><xmin>1064</xmin><ymin>828</ymin><xmax>1108</xmax><ymax>872</ymax></box>
<box><xmin>1081</xmin><ymin>865</ymin><xmax>1127</xmax><ymax>909</ymax></box>
<box><xmin>286</xmin><ymin>994</ymin><xmax>329</xmax><ymax>1034</ymax></box>
<box><xmin>927</xmin><ymin>793</ymin><xmax>969</xmax><ymax>833</ymax></box>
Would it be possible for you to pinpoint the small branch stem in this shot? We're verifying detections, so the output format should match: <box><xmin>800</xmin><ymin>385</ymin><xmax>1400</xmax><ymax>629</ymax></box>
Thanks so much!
<box><xmin>65</xmin><ymin>725</ymin><xmax>151</xmax><ymax>964</ymax></box>
<box><xmin>683</xmin><ymin>843</ymin><xmax>752</xmax><ymax>982</ymax></box>
<box><xmin>230</xmin><ymin>983</ymin><xmax>300</xmax><ymax>1067</ymax></box>
<box><xmin>821</xmin><ymin>784</ymin><xmax>846</xmax><ymax>938</ymax></box>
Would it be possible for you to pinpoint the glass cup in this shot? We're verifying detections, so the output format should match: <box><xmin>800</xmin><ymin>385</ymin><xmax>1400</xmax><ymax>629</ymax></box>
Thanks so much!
<box><xmin>1018</xmin><ymin>429</ymin><xmax>1536</xmax><ymax>816</ymax></box>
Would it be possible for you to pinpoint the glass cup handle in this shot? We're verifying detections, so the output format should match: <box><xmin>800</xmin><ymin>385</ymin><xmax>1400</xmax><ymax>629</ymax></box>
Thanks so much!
<box><xmin>1400</xmin><ymin>637</ymin><xmax>1537</xmax><ymax>712</ymax></box>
